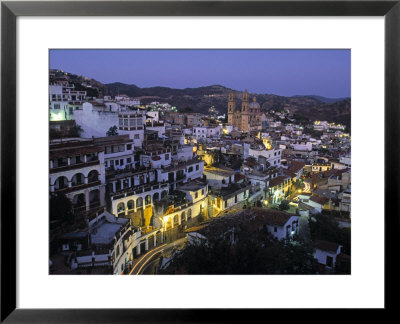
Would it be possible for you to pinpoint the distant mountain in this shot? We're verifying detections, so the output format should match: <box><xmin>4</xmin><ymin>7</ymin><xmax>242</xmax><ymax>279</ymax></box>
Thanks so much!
<box><xmin>104</xmin><ymin>82</ymin><xmax>350</xmax><ymax>127</ymax></box>
<box><xmin>291</xmin><ymin>95</ymin><xmax>350</xmax><ymax>104</ymax></box>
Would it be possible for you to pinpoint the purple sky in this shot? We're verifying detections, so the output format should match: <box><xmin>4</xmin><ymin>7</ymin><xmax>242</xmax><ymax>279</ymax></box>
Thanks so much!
<box><xmin>50</xmin><ymin>49</ymin><xmax>350</xmax><ymax>98</ymax></box>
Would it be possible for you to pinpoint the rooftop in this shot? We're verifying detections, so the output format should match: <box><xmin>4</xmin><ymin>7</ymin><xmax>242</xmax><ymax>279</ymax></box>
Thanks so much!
<box><xmin>269</xmin><ymin>176</ymin><xmax>291</xmax><ymax>187</ymax></box>
<box><xmin>314</xmin><ymin>240</ymin><xmax>341</xmax><ymax>253</ymax></box>
<box><xmin>177</xmin><ymin>180</ymin><xmax>207</xmax><ymax>192</ymax></box>
<box><xmin>204</xmin><ymin>166</ymin><xmax>235</xmax><ymax>177</ymax></box>
<box><xmin>195</xmin><ymin>208</ymin><xmax>297</xmax><ymax>238</ymax></box>
<box><xmin>50</xmin><ymin>139</ymin><xmax>104</xmax><ymax>159</ymax></box>
<box><xmin>92</xmin><ymin>135</ymin><xmax>133</xmax><ymax>146</ymax></box>
<box><xmin>90</xmin><ymin>216</ymin><xmax>129</xmax><ymax>246</ymax></box>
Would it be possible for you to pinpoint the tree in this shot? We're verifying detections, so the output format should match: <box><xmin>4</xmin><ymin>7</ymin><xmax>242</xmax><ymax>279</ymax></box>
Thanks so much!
<box><xmin>210</xmin><ymin>150</ymin><xmax>224</xmax><ymax>166</ymax></box>
<box><xmin>106</xmin><ymin>125</ymin><xmax>118</xmax><ymax>136</ymax></box>
<box><xmin>164</xmin><ymin>227</ymin><xmax>316</xmax><ymax>274</ymax></box>
<box><xmin>181</xmin><ymin>107</ymin><xmax>193</xmax><ymax>113</ymax></box>
<box><xmin>49</xmin><ymin>193</ymin><xmax>74</xmax><ymax>222</ymax></box>
<box><xmin>279</xmin><ymin>200</ymin><xmax>290</xmax><ymax>211</ymax></box>
<box><xmin>69</xmin><ymin>124</ymin><xmax>83</xmax><ymax>137</ymax></box>
<box><xmin>309</xmin><ymin>213</ymin><xmax>351</xmax><ymax>255</ymax></box>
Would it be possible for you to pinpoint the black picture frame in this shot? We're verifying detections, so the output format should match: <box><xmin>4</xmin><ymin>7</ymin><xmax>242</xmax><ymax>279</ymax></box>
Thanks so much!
<box><xmin>1</xmin><ymin>0</ymin><xmax>399</xmax><ymax>322</ymax></box>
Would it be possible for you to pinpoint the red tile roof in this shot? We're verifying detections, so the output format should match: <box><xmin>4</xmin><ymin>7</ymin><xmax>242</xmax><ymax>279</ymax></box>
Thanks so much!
<box><xmin>314</xmin><ymin>240</ymin><xmax>341</xmax><ymax>253</ymax></box>
<box><xmin>234</xmin><ymin>173</ymin><xmax>246</xmax><ymax>183</ymax></box>
<box><xmin>288</xmin><ymin>161</ymin><xmax>305</xmax><ymax>173</ymax></box>
<box><xmin>269</xmin><ymin>176</ymin><xmax>290</xmax><ymax>187</ymax></box>
<box><xmin>310</xmin><ymin>196</ymin><xmax>329</xmax><ymax>205</ymax></box>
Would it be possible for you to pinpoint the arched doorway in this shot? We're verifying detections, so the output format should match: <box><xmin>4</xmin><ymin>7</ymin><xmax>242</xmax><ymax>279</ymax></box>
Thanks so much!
<box><xmin>87</xmin><ymin>170</ymin><xmax>99</xmax><ymax>183</ymax></box>
<box><xmin>54</xmin><ymin>176</ymin><xmax>68</xmax><ymax>191</ymax></box>
<box><xmin>117</xmin><ymin>202</ymin><xmax>125</xmax><ymax>217</ymax></box>
<box><xmin>71</xmin><ymin>173</ymin><xmax>84</xmax><ymax>187</ymax></box>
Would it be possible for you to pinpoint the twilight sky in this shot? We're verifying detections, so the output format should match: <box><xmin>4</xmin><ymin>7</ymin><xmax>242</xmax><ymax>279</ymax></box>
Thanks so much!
<box><xmin>50</xmin><ymin>49</ymin><xmax>351</xmax><ymax>98</ymax></box>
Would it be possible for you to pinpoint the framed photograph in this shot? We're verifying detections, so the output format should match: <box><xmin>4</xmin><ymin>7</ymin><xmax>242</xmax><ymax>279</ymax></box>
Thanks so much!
<box><xmin>1</xmin><ymin>0</ymin><xmax>398</xmax><ymax>322</ymax></box>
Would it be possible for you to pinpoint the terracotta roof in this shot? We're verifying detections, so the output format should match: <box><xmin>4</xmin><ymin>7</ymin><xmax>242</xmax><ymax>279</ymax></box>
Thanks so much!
<box><xmin>50</xmin><ymin>145</ymin><xmax>103</xmax><ymax>159</ymax></box>
<box><xmin>310</xmin><ymin>196</ymin><xmax>329</xmax><ymax>205</ymax></box>
<box><xmin>314</xmin><ymin>240</ymin><xmax>341</xmax><ymax>253</ymax></box>
<box><xmin>284</xmin><ymin>170</ymin><xmax>297</xmax><ymax>178</ymax></box>
<box><xmin>244</xmin><ymin>158</ymin><xmax>258</xmax><ymax>168</ymax></box>
<box><xmin>234</xmin><ymin>173</ymin><xmax>246</xmax><ymax>183</ymax></box>
<box><xmin>288</xmin><ymin>161</ymin><xmax>305</xmax><ymax>173</ymax></box>
<box><xmin>328</xmin><ymin>168</ymin><xmax>350</xmax><ymax>178</ymax></box>
<box><xmin>196</xmin><ymin>208</ymin><xmax>298</xmax><ymax>238</ymax></box>
<box><xmin>269</xmin><ymin>176</ymin><xmax>290</xmax><ymax>187</ymax></box>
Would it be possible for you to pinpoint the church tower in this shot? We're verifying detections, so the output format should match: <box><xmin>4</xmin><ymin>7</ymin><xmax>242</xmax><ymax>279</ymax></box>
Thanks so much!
<box><xmin>227</xmin><ymin>91</ymin><xmax>235</xmax><ymax>126</ymax></box>
<box><xmin>241</xmin><ymin>90</ymin><xmax>249</xmax><ymax>132</ymax></box>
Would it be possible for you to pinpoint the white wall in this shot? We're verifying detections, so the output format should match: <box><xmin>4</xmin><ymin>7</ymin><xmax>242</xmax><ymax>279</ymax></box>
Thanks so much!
<box><xmin>74</xmin><ymin>103</ymin><xmax>119</xmax><ymax>138</ymax></box>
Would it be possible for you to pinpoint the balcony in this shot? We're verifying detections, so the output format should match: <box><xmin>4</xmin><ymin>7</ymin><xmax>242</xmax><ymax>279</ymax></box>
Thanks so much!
<box><xmin>53</xmin><ymin>180</ymin><xmax>101</xmax><ymax>194</ymax></box>
<box><xmin>111</xmin><ymin>182</ymin><xmax>163</xmax><ymax>200</ymax></box>
<box><xmin>50</xmin><ymin>160</ymin><xmax>100</xmax><ymax>174</ymax></box>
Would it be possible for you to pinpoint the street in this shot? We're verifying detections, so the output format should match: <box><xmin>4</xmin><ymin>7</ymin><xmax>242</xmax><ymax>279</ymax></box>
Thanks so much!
<box><xmin>129</xmin><ymin>237</ymin><xmax>187</xmax><ymax>275</ymax></box>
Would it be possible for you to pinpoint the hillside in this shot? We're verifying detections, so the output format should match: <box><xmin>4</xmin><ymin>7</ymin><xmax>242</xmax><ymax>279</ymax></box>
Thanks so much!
<box><xmin>50</xmin><ymin>70</ymin><xmax>350</xmax><ymax>128</ymax></box>
<box><xmin>105</xmin><ymin>82</ymin><xmax>351</xmax><ymax>127</ymax></box>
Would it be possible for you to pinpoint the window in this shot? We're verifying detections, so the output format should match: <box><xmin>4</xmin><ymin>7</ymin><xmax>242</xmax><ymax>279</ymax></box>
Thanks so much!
<box><xmin>195</xmin><ymin>192</ymin><xmax>198</xmax><ymax>199</ymax></box>
<box><xmin>134</xmin><ymin>134</ymin><xmax>140</xmax><ymax>139</ymax></box>
<box><xmin>115</xmin><ymin>160</ymin><xmax>119</xmax><ymax>165</ymax></box>
<box><xmin>188</xmin><ymin>166</ymin><xmax>193</xmax><ymax>173</ymax></box>
<box><xmin>196</xmin><ymin>165</ymin><xmax>199</xmax><ymax>171</ymax></box>
<box><xmin>274</xmin><ymin>226</ymin><xmax>277</xmax><ymax>233</ymax></box>
<box><xmin>127</xmin><ymin>144</ymin><xmax>132</xmax><ymax>150</ymax></box>
<box><xmin>120</xmin><ymin>159</ymin><xmax>124</xmax><ymax>165</ymax></box>
<box><xmin>127</xmin><ymin>158</ymin><xmax>132</xmax><ymax>163</ymax></box>
<box><xmin>165</xmin><ymin>154</ymin><xmax>169</xmax><ymax>160</ymax></box>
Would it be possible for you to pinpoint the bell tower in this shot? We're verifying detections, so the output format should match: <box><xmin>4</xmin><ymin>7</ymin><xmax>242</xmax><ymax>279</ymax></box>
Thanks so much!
<box><xmin>227</xmin><ymin>91</ymin><xmax>235</xmax><ymax>125</ymax></box>
<box><xmin>241</xmin><ymin>90</ymin><xmax>249</xmax><ymax>132</ymax></box>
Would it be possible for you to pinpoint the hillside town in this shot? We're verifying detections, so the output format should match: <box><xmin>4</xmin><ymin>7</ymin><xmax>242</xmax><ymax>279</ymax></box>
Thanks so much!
<box><xmin>49</xmin><ymin>69</ymin><xmax>351</xmax><ymax>275</ymax></box>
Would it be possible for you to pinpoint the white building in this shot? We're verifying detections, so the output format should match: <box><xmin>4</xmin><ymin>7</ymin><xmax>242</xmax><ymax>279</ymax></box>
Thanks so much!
<box><xmin>292</xmin><ymin>142</ymin><xmax>312</xmax><ymax>151</ymax></box>
<box><xmin>339</xmin><ymin>155</ymin><xmax>351</xmax><ymax>168</ymax></box>
<box><xmin>314</xmin><ymin>240</ymin><xmax>342</xmax><ymax>270</ymax></box>
<box><xmin>193</xmin><ymin>126</ymin><xmax>221</xmax><ymax>143</ymax></box>
<box><xmin>49</xmin><ymin>139</ymin><xmax>106</xmax><ymax>214</ymax></box>
<box><xmin>117</xmin><ymin>110</ymin><xmax>147</xmax><ymax>148</ymax></box>
<box><xmin>203</xmin><ymin>167</ymin><xmax>235</xmax><ymax>190</ymax></box>
<box><xmin>247</xmin><ymin>145</ymin><xmax>282</xmax><ymax>168</ymax></box>
<box><xmin>92</xmin><ymin>135</ymin><xmax>136</xmax><ymax>171</ymax></box>
<box><xmin>73</xmin><ymin>102</ymin><xmax>119</xmax><ymax>138</ymax></box>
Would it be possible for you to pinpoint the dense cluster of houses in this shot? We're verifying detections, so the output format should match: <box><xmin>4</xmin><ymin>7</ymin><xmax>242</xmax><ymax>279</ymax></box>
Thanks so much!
<box><xmin>49</xmin><ymin>72</ymin><xmax>351</xmax><ymax>274</ymax></box>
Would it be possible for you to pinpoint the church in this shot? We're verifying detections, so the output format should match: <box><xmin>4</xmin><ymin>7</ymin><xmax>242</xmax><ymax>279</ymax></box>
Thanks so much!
<box><xmin>227</xmin><ymin>90</ymin><xmax>263</xmax><ymax>132</ymax></box>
